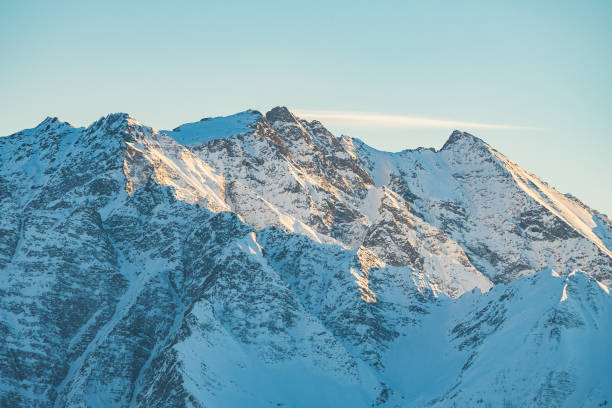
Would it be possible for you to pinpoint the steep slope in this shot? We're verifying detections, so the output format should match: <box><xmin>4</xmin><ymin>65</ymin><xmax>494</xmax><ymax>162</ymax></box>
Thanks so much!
<box><xmin>378</xmin><ymin>269</ymin><xmax>612</xmax><ymax>407</ymax></box>
<box><xmin>0</xmin><ymin>114</ymin><xmax>135</xmax><ymax>406</ymax></box>
<box><xmin>173</xmin><ymin>107</ymin><xmax>493</xmax><ymax>297</ymax></box>
<box><xmin>123</xmin><ymin>120</ymin><xmax>228</xmax><ymax>211</ymax></box>
<box><xmin>0</xmin><ymin>115</ymin><xmax>377</xmax><ymax>407</ymax></box>
<box><xmin>348</xmin><ymin>131</ymin><xmax>612</xmax><ymax>287</ymax></box>
<box><xmin>436</xmin><ymin>270</ymin><xmax>612</xmax><ymax>407</ymax></box>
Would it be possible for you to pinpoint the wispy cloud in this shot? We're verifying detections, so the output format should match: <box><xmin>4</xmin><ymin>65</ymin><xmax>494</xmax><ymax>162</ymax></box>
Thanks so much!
<box><xmin>294</xmin><ymin>110</ymin><xmax>537</xmax><ymax>131</ymax></box>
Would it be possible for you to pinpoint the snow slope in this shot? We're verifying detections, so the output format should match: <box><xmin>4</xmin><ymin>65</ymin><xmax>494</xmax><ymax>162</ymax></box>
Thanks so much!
<box><xmin>162</xmin><ymin>110</ymin><xmax>262</xmax><ymax>146</ymax></box>
<box><xmin>349</xmin><ymin>131</ymin><xmax>612</xmax><ymax>287</ymax></box>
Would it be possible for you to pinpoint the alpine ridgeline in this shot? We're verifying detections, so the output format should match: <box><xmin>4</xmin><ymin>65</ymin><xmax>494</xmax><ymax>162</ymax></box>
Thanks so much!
<box><xmin>1</xmin><ymin>107</ymin><xmax>610</xmax><ymax>407</ymax></box>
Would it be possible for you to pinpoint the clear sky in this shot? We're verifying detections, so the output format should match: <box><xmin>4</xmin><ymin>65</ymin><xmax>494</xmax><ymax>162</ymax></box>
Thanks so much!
<box><xmin>1</xmin><ymin>0</ymin><xmax>611</xmax><ymax>215</ymax></box>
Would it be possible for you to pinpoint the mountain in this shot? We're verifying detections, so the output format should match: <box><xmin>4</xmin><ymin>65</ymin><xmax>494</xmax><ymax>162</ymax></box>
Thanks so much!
<box><xmin>0</xmin><ymin>108</ymin><xmax>610</xmax><ymax>407</ymax></box>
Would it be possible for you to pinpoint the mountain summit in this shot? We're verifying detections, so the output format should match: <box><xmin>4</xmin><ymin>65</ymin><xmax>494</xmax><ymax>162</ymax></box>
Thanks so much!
<box><xmin>1</xmin><ymin>107</ymin><xmax>610</xmax><ymax>407</ymax></box>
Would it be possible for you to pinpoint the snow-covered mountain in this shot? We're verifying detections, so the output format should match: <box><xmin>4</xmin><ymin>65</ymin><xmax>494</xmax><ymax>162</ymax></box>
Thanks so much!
<box><xmin>0</xmin><ymin>107</ymin><xmax>610</xmax><ymax>407</ymax></box>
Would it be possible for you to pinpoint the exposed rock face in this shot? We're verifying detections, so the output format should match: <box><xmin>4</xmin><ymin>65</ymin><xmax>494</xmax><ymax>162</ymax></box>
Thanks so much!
<box><xmin>0</xmin><ymin>108</ymin><xmax>610</xmax><ymax>407</ymax></box>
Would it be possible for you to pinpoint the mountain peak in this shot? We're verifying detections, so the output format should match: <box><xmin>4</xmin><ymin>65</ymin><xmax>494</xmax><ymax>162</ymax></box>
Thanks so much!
<box><xmin>92</xmin><ymin>112</ymin><xmax>133</xmax><ymax>127</ymax></box>
<box><xmin>36</xmin><ymin>116</ymin><xmax>59</xmax><ymax>127</ymax></box>
<box><xmin>83</xmin><ymin>113</ymin><xmax>145</xmax><ymax>139</ymax></box>
<box><xmin>34</xmin><ymin>116</ymin><xmax>74</xmax><ymax>132</ymax></box>
<box><xmin>265</xmin><ymin>106</ymin><xmax>296</xmax><ymax>124</ymax></box>
<box><xmin>102</xmin><ymin>112</ymin><xmax>132</xmax><ymax>122</ymax></box>
<box><xmin>440</xmin><ymin>130</ymin><xmax>488</xmax><ymax>151</ymax></box>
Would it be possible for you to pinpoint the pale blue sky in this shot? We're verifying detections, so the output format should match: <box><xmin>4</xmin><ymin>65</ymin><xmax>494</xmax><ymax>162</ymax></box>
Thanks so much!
<box><xmin>1</xmin><ymin>0</ymin><xmax>611</xmax><ymax>214</ymax></box>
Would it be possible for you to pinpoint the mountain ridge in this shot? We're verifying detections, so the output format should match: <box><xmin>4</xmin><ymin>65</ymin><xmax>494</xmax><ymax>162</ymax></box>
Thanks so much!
<box><xmin>0</xmin><ymin>106</ymin><xmax>610</xmax><ymax>407</ymax></box>
<box><xmin>13</xmin><ymin>108</ymin><xmax>518</xmax><ymax>157</ymax></box>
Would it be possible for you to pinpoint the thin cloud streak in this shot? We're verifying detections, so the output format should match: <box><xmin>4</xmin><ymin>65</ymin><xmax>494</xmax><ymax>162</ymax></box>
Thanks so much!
<box><xmin>295</xmin><ymin>110</ymin><xmax>538</xmax><ymax>131</ymax></box>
